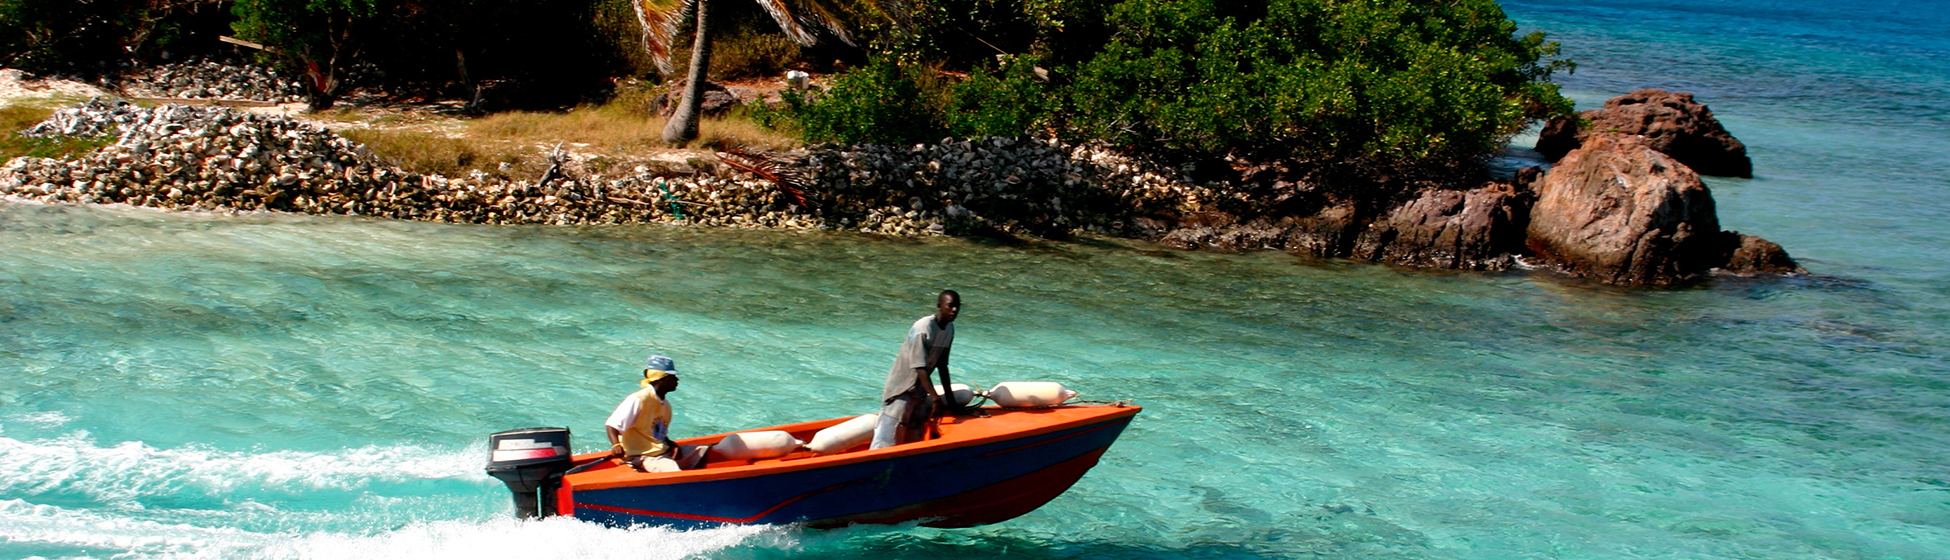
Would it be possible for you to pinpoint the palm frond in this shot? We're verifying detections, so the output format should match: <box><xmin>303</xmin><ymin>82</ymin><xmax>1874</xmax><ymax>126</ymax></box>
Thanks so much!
<box><xmin>633</xmin><ymin>0</ymin><xmax>694</xmax><ymax>73</ymax></box>
<box><xmin>750</xmin><ymin>0</ymin><xmax>912</xmax><ymax>47</ymax></box>
<box><xmin>865</xmin><ymin>0</ymin><xmax>915</xmax><ymax>31</ymax></box>
<box><xmin>752</xmin><ymin>0</ymin><xmax>842</xmax><ymax>46</ymax></box>
<box><xmin>718</xmin><ymin>146</ymin><xmax>817</xmax><ymax>209</ymax></box>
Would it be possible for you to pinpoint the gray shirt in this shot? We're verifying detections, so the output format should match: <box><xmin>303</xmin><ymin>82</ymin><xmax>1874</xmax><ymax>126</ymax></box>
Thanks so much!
<box><xmin>881</xmin><ymin>314</ymin><xmax>955</xmax><ymax>402</ymax></box>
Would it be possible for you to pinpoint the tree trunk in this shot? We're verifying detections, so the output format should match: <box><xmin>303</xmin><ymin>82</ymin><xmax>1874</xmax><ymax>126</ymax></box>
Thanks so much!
<box><xmin>661</xmin><ymin>0</ymin><xmax>713</xmax><ymax>146</ymax></box>
<box><xmin>304</xmin><ymin>13</ymin><xmax>355</xmax><ymax>112</ymax></box>
<box><xmin>305</xmin><ymin>60</ymin><xmax>339</xmax><ymax>112</ymax></box>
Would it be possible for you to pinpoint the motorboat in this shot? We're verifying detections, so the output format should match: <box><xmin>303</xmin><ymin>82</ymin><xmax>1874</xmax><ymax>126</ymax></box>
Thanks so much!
<box><xmin>486</xmin><ymin>402</ymin><xmax>1140</xmax><ymax>529</ymax></box>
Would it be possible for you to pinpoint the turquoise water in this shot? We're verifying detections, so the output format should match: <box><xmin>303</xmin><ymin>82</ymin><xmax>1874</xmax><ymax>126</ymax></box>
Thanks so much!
<box><xmin>4</xmin><ymin>1</ymin><xmax>1949</xmax><ymax>558</ymax></box>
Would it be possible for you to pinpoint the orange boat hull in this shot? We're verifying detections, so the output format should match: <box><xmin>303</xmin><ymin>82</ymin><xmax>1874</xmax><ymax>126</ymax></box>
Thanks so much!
<box><xmin>554</xmin><ymin>404</ymin><xmax>1140</xmax><ymax>528</ymax></box>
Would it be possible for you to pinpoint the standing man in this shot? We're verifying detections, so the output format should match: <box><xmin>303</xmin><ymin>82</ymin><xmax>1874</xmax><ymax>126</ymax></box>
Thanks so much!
<box><xmin>605</xmin><ymin>354</ymin><xmax>708</xmax><ymax>472</ymax></box>
<box><xmin>871</xmin><ymin>290</ymin><xmax>965</xmax><ymax>449</ymax></box>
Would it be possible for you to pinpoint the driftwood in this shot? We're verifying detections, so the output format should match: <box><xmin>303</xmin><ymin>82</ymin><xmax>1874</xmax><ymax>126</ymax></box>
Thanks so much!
<box><xmin>534</xmin><ymin>142</ymin><xmax>567</xmax><ymax>190</ymax></box>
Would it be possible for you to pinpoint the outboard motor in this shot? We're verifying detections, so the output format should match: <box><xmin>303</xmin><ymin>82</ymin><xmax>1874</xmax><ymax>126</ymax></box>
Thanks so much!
<box><xmin>485</xmin><ymin>427</ymin><xmax>575</xmax><ymax>519</ymax></box>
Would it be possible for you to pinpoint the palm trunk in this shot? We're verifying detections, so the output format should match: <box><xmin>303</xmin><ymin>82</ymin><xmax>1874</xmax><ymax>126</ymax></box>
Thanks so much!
<box><xmin>661</xmin><ymin>0</ymin><xmax>713</xmax><ymax>145</ymax></box>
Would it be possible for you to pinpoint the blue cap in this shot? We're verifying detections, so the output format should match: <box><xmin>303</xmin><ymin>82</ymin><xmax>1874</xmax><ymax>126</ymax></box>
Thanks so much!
<box><xmin>645</xmin><ymin>354</ymin><xmax>678</xmax><ymax>375</ymax></box>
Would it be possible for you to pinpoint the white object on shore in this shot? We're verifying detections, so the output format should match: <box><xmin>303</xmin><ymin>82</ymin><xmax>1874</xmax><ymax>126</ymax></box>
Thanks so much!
<box><xmin>806</xmin><ymin>413</ymin><xmax>877</xmax><ymax>455</ymax></box>
<box><xmin>712</xmin><ymin>430</ymin><xmax>803</xmax><ymax>460</ymax></box>
<box><xmin>786</xmin><ymin>70</ymin><xmax>810</xmax><ymax>90</ymax></box>
<box><xmin>987</xmin><ymin>382</ymin><xmax>1078</xmax><ymax>407</ymax></box>
<box><xmin>932</xmin><ymin>382</ymin><xmax>982</xmax><ymax>407</ymax></box>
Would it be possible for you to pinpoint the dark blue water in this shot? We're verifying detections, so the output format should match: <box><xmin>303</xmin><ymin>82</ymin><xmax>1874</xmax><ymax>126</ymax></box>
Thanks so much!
<box><xmin>1</xmin><ymin>1</ymin><xmax>1946</xmax><ymax>558</ymax></box>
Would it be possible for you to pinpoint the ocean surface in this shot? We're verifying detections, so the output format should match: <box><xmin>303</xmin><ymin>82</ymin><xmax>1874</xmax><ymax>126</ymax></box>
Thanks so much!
<box><xmin>3</xmin><ymin>0</ymin><xmax>1947</xmax><ymax>558</ymax></box>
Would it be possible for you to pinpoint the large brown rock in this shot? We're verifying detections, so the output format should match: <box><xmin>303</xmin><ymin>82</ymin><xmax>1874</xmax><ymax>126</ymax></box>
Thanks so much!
<box><xmin>1535</xmin><ymin>89</ymin><xmax>1753</xmax><ymax>177</ymax></box>
<box><xmin>1526</xmin><ymin>135</ymin><xmax>1732</xmax><ymax>285</ymax></box>
<box><xmin>1352</xmin><ymin>183</ymin><xmax>1532</xmax><ymax>270</ymax></box>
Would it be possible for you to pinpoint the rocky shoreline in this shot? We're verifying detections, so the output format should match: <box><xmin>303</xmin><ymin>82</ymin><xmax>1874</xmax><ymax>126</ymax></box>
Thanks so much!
<box><xmin>2</xmin><ymin>91</ymin><xmax>1802</xmax><ymax>286</ymax></box>
<box><xmin>1139</xmin><ymin>89</ymin><xmax>1802</xmax><ymax>284</ymax></box>
<box><xmin>0</xmin><ymin>99</ymin><xmax>1195</xmax><ymax>235</ymax></box>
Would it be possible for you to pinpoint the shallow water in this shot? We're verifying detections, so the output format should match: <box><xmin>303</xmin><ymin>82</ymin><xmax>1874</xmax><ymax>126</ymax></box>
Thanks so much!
<box><xmin>4</xmin><ymin>1</ymin><xmax>1949</xmax><ymax>558</ymax></box>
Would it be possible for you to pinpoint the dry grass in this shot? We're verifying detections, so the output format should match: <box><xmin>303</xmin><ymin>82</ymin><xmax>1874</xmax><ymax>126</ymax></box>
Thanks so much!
<box><xmin>341</xmin><ymin>127</ymin><xmax>532</xmax><ymax>179</ymax></box>
<box><xmin>338</xmin><ymin>88</ymin><xmax>799</xmax><ymax>180</ymax></box>
<box><xmin>693</xmin><ymin>112</ymin><xmax>800</xmax><ymax>151</ymax></box>
<box><xmin>319</xmin><ymin>107</ymin><xmax>373</xmax><ymax>123</ymax></box>
<box><xmin>462</xmin><ymin>89</ymin><xmax>797</xmax><ymax>151</ymax></box>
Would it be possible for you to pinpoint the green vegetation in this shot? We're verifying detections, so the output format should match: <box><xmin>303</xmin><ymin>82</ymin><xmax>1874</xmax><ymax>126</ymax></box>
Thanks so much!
<box><xmin>229</xmin><ymin>0</ymin><xmax>619</xmax><ymax>111</ymax></box>
<box><xmin>2</xmin><ymin>0</ymin><xmax>1573</xmax><ymax>192</ymax></box>
<box><xmin>227</xmin><ymin>0</ymin><xmax>378</xmax><ymax>110</ymax></box>
<box><xmin>637</xmin><ymin>0</ymin><xmax>904</xmax><ymax>145</ymax></box>
<box><xmin>1067</xmin><ymin>0</ymin><xmax>1573</xmax><ymax>166</ymax></box>
<box><xmin>782</xmin><ymin>56</ymin><xmax>944</xmax><ymax>146</ymax></box>
<box><xmin>769</xmin><ymin>0</ymin><xmax>1572</xmax><ymax>178</ymax></box>
<box><xmin>778</xmin><ymin>54</ymin><xmax>1053</xmax><ymax>145</ymax></box>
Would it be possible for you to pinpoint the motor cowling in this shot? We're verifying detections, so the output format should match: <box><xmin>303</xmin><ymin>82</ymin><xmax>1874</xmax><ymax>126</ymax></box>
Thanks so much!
<box><xmin>485</xmin><ymin>427</ymin><xmax>574</xmax><ymax>519</ymax></box>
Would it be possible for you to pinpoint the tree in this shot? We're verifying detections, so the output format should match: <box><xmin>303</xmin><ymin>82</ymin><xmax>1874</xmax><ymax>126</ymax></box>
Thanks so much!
<box><xmin>0</xmin><ymin>0</ymin><xmax>213</xmax><ymax>76</ymax></box>
<box><xmin>1067</xmin><ymin>0</ymin><xmax>1573</xmax><ymax>169</ymax></box>
<box><xmin>231</xmin><ymin>0</ymin><xmax>378</xmax><ymax>111</ymax></box>
<box><xmin>633</xmin><ymin>0</ymin><xmax>906</xmax><ymax>145</ymax></box>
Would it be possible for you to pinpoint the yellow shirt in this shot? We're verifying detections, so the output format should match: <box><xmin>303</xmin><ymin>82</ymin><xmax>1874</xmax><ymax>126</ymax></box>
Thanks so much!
<box><xmin>606</xmin><ymin>386</ymin><xmax>673</xmax><ymax>458</ymax></box>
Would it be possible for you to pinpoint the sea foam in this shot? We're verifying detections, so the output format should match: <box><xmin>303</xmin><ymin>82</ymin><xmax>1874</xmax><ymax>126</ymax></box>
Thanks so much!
<box><xmin>0</xmin><ymin>432</ymin><xmax>487</xmax><ymax>508</ymax></box>
<box><xmin>0</xmin><ymin>499</ymin><xmax>795</xmax><ymax>560</ymax></box>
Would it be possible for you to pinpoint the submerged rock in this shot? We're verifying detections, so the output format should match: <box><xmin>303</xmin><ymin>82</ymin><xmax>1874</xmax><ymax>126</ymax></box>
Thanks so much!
<box><xmin>1720</xmin><ymin>233</ymin><xmax>1805</xmax><ymax>276</ymax></box>
<box><xmin>1535</xmin><ymin>89</ymin><xmax>1753</xmax><ymax>178</ymax></box>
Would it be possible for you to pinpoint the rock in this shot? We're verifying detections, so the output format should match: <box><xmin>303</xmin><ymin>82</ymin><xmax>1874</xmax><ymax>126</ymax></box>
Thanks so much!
<box><xmin>1512</xmin><ymin>165</ymin><xmax>1545</xmax><ymax>194</ymax></box>
<box><xmin>655</xmin><ymin>81</ymin><xmax>739</xmax><ymax>116</ymax></box>
<box><xmin>1526</xmin><ymin>135</ymin><xmax>1734</xmax><ymax>285</ymax></box>
<box><xmin>1353</xmin><ymin>182</ymin><xmax>1531</xmax><ymax>270</ymax></box>
<box><xmin>1535</xmin><ymin>89</ymin><xmax>1753</xmax><ymax>177</ymax></box>
<box><xmin>1281</xmin><ymin>204</ymin><xmax>1363</xmax><ymax>258</ymax></box>
<box><xmin>1159</xmin><ymin>220</ymin><xmax>1290</xmax><ymax>251</ymax></box>
<box><xmin>3</xmin><ymin>99</ymin><xmax>1793</xmax><ymax>284</ymax></box>
<box><xmin>1718</xmin><ymin>233</ymin><xmax>1804</xmax><ymax>275</ymax></box>
<box><xmin>1532</xmin><ymin>117</ymin><xmax>1581</xmax><ymax>164</ymax></box>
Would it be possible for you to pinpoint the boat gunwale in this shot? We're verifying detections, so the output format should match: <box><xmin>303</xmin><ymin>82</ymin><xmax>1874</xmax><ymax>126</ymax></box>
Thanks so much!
<box><xmin>565</xmin><ymin>404</ymin><xmax>1140</xmax><ymax>491</ymax></box>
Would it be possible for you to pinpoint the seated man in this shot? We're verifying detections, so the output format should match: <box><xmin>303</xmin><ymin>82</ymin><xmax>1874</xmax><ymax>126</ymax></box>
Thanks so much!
<box><xmin>605</xmin><ymin>354</ymin><xmax>709</xmax><ymax>472</ymax></box>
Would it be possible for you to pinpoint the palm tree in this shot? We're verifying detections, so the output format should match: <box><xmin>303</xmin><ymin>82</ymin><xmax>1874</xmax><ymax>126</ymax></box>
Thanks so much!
<box><xmin>634</xmin><ymin>0</ymin><xmax>905</xmax><ymax>145</ymax></box>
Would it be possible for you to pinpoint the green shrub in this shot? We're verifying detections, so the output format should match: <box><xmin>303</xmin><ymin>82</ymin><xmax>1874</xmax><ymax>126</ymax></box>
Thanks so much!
<box><xmin>785</xmin><ymin>55</ymin><xmax>948</xmax><ymax>145</ymax></box>
<box><xmin>761</xmin><ymin>54</ymin><xmax>1058</xmax><ymax>144</ymax></box>
<box><xmin>1066</xmin><ymin>0</ymin><xmax>1574</xmax><ymax>165</ymax></box>
<box><xmin>944</xmin><ymin>56</ymin><xmax>1056</xmax><ymax>138</ymax></box>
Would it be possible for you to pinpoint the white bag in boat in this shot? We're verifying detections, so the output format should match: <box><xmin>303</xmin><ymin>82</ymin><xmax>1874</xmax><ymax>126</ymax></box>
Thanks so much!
<box><xmin>932</xmin><ymin>383</ymin><xmax>981</xmax><ymax>407</ymax></box>
<box><xmin>987</xmin><ymin>381</ymin><xmax>1078</xmax><ymax>407</ymax></box>
<box><xmin>713</xmin><ymin>430</ymin><xmax>803</xmax><ymax>460</ymax></box>
<box><xmin>807</xmin><ymin>413</ymin><xmax>878</xmax><ymax>455</ymax></box>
